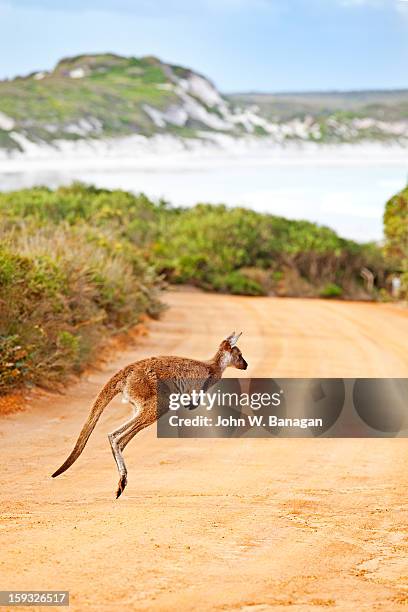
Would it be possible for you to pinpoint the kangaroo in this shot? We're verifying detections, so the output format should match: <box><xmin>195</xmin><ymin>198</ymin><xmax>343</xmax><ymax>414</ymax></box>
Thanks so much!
<box><xmin>52</xmin><ymin>332</ymin><xmax>247</xmax><ymax>498</ymax></box>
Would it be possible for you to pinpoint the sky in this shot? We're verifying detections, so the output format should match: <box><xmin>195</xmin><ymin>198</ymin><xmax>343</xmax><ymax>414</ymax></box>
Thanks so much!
<box><xmin>0</xmin><ymin>0</ymin><xmax>407</xmax><ymax>92</ymax></box>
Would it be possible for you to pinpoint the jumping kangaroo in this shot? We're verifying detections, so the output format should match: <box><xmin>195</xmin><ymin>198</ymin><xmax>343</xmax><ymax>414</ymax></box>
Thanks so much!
<box><xmin>52</xmin><ymin>332</ymin><xmax>247</xmax><ymax>498</ymax></box>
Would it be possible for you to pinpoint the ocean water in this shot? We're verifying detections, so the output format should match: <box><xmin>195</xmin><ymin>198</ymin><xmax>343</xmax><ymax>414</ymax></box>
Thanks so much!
<box><xmin>1</xmin><ymin>144</ymin><xmax>407</xmax><ymax>242</ymax></box>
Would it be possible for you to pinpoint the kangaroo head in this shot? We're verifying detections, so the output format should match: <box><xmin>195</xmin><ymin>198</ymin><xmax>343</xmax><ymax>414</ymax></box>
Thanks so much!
<box><xmin>218</xmin><ymin>331</ymin><xmax>248</xmax><ymax>371</ymax></box>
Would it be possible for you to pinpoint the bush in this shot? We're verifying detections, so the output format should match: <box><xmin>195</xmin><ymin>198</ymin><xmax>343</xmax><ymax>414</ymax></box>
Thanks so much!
<box><xmin>0</xmin><ymin>182</ymin><xmax>393</xmax><ymax>394</ymax></box>
<box><xmin>0</xmin><ymin>224</ymin><xmax>163</xmax><ymax>394</ymax></box>
<box><xmin>0</xmin><ymin>184</ymin><xmax>388</xmax><ymax>301</ymax></box>
<box><xmin>384</xmin><ymin>187</ymin><xmax>408</xmax><ymax>262</ymax></box>
<box><xmin>319</xmin><ymin>283</ymin><xmax>343</xmax><ymax>299</ymax></box>
<box><xmin>384</xmin><ymin>186</ymin><xmax>408</xmax><ymax>299</ymax></box>
<box><xmin>212</xmin><ymin>271</ymin><xmax>265</xmax><ymax>296</ymax></box>
<box><xmin>153</xmin><ymin>203</ymin><xmax>387</xmax><ymax>297</ymax></box>
<box><xmin>238</xmin><ymin>268</ymin><xmax>274</xmax><ymax>294</ymax></box>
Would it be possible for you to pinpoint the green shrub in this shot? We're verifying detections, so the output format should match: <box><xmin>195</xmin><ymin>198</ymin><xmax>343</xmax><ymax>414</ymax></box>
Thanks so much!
<box><xmin>212</xmin><ymin>271</ymin><xmax>265</xmax><ymax>296</ymax></box>
<box><xmin>0</xmin><ymin>182</ymin><xmax>393</xmax><ymax>395</ymax></box>
<box><xmin>319</xmin><ymin>283</ymin><xmax>343</xmax><ymax>299</ymax></box>
<box><xmin>0</xmin><ymin>223</ymin><xmax>163</xmax><ymax>394</ymax></box>
<box><xmin>0</xmin><ymin>184</ymin><xmax>388</xmax><ymax>302</ymax></box>
<box><xmin>153</xmin><ymin>203</ymin><xmax>387</xmax><ymax>297</ymax></box>
<box><xmin>238</xmin><ymin>268</ymin><xmax>273</xmax><ymax>294</ymax></box>
<box><xmin>384</xmin><ymin>187</ymin><xmax>408</xmax><ymax>262</ymax></box>
<box><xmin>384</xmin><ymin>186</ymin><xmax>408</xmax><ymax>299</ymax></box>
<box><xmin>0</xmin><ymin>335</ymin><xmax>31</xmax><ymax>390</ymax></box>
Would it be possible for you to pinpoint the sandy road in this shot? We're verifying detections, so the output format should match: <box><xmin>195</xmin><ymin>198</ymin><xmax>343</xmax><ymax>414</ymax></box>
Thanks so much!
<box><xmin>1</xmin><ymin>290</ymin><xmax>408</xmax><ymax>611</ymax></box>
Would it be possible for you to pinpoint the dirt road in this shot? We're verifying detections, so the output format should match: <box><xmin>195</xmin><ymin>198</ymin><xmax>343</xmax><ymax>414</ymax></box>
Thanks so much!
<box><xmin>1</xmin><ymin>290</ymin><xmax>408</xmax><ymax>611</ymax></box>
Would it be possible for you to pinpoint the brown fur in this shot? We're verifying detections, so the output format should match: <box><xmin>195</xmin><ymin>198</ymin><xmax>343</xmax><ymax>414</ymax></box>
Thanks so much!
<box><xmin>52</xmin><ymin>332</ymin><xmax>247</xmax><ymax>497</ymax></box>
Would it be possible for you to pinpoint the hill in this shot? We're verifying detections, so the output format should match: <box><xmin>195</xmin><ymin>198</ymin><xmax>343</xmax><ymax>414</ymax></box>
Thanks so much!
<box><xmin>0</xmin><ymin>53</ymin><xmax>407</xmax><ymax>153</ymax></box>
<box><xmin>229</xmin><ymin>90</ymin><xmax>408</xmax><ymax>143</ymax></box>
<box><xmin>0</xmin><ymin>53</ymin><xmax>263</xmax><ymax>153</ymax></box>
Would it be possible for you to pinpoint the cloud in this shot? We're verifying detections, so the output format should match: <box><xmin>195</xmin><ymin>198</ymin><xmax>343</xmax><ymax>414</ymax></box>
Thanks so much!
<box><xmin>396</xmin><ymin>0</ymin><xmax>408</xmax><ymax>14</ymax></box>
<box><xmin>0</xmin><ymin>0</ymin><xmax>275</xmax><ymax>13</ymax></box>
<box><xmin>338</xmin><ymin>0</ymin><xmax>385</xmax><ymax>6</ymax></box>
<box><xmin>396</xmin><ymin>4</ymin><xmax>408</xmax><ymax>23</ymax></box>
<box><xmin>335</xmin><ymin>0</ymin><xmax>408</xmax><ymax>20</ymax></box>
<box><xmin>3</xmin><ymin>0</ymin><xmax>407</xmax><ymax>10</ymax></box>
<box><xmin>338</xmin><ymin>0</ymin><xmax>408</xmax><ymax>8</ymax></box>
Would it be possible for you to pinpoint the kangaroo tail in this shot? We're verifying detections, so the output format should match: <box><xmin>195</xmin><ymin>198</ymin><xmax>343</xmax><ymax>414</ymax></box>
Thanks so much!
<box><xmin>52</xmin><ymin>368</ymin><xmax>128</xmax><ymax>478</ymax></box>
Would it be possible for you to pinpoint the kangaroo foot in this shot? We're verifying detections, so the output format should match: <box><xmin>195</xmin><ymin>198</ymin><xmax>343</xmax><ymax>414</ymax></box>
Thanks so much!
<box><xmin>116</xmin><ymin>473</ymin><xmax>127</xmax><ymax>498</ymax></box>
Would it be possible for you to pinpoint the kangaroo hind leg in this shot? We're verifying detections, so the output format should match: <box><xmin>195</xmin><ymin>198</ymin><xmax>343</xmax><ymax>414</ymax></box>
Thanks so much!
<box><xmin>108</xmin><ymin>398</ymin><xmax>156</xmax><ymax>498</ymax></box>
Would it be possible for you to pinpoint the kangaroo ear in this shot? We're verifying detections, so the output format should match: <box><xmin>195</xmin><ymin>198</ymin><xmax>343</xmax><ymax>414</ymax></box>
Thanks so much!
<box><xmin>225</xmin><ymin>331</ymin><xmax>242</xmax><ymax>347</ymax></box>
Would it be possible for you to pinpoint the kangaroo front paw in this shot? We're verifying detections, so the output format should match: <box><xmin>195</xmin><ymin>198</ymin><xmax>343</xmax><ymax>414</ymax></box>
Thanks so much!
<box><xmin>116</xmin><ymin>473</ymin><xmax>127</xmax><ymax>498</ymax></box>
